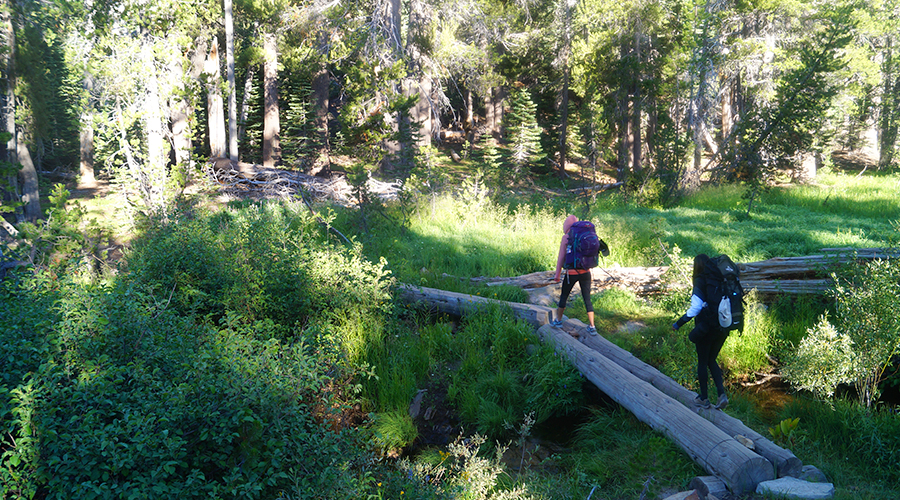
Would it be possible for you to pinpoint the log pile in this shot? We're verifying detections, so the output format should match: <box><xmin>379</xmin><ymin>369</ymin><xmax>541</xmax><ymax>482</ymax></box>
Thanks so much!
<box><xmin>206</xmin><ymin>157</ymin><xmax>401</xmax><ymax>206</ymax></box>
<box><xmin>466</xmin><ymin>248</ymin><xmax>898</xmax><ymax>299</ymax></box>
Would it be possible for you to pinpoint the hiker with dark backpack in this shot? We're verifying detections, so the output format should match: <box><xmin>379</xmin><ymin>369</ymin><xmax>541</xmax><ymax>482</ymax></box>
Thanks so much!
<box><xmin>672</xmin><ymin>254</ymin><xmax>744</xmax><ymax>410</ymax></box>
<box><xmin>551</xmin><ymin>215</ymin><xmax>609</xmax><ymax>336</ymax></box>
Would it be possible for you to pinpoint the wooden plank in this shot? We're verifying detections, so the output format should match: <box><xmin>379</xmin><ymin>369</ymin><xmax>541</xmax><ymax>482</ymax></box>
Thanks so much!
<box><xmin>537</xmin><ymin>324</ymin><xmax>774</xmax><ymax>494</ymax></box>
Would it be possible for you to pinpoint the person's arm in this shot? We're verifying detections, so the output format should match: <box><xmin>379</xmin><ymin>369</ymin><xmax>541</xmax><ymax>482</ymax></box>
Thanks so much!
<box><xmin>673</xmin><ymin>294</ymin><xmax>706</xmax><ymax>329</ymax></box>
<box><xmin>553</xmin><ymin>235</ymin><xmax>567</xmax><ymax>281</ymax></box>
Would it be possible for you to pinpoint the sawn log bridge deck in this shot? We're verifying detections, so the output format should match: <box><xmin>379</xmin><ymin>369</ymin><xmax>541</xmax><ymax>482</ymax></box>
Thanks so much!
<box><xmin>398</xmin><ymin>283</ymin><xmax>803</xmax><ymax>496</ymax></box>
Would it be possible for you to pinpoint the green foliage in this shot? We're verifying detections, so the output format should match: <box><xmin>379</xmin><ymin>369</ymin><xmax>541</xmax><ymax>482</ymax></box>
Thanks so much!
<box><xmin>124</xmin><ymin>200</ymin><xmax>393</xmax><ymax>328</ymax></box>
<box><xmin>504</xmin><ymin>86</ymin><xmax>543</xmax><ymax>176</ymax></box>
<box><xmin>369</xmin><ymin>411</ymin><xmax>419</xmax><ymax>456</ymax></box>
<box><xmin>783</xmin><ymin>313</ymin><xmax>855</xmax><ymax>400</ymax></box>
<box><xmin>447</xmin><ymin>306</ymin><xmax>584</xmax><ymax>439</ymax></box>
<box><xmin>778</xmin><ymin>397</ymin><xmax>900</xmax><ymax>487</ymax></box>
<box><xmin>723</xmin><ymin>4</ymin><xmax>856</xmax><ymax>196</ymax></box>
<box><xmin>567</xmin><ymin>408</ymin><xmax>702</xmax><ymax>499</ymax></box>
<box><xmin>769</xmin><ymin>417</ymin><xmax>801</xmax><ymax>447</ymax></box>
<box><xmin>402</xmin><ymin>434</ymin><xmax>535</xmax><ymax>500</ymax></box>
<box><xmin>13</xmin><ymin>184</ymin><xmax>111</xmax><ymax>277</ymax></box>
<box><xmin>0</xmin><ymin>202</ymin><xmax>418</xmax><ymax>499</ymax></box>
<box><xmin>784</xmin><ymin>258</ymin><xmax>900</xmax><ymax>407</ymax></box>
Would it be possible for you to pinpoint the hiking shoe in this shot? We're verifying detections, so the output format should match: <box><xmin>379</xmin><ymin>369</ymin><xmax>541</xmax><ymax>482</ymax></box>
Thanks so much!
<box><xmin>551</xmin><ymin>319</ymin><xmax>563</xmax><ymax>327</ymax></box>
<box><xmin>694</xmin><ymin>395</ymin><xmax>712</xmax><ymax>409</ymax></box>
<box><xmin>586</xmin><ymin>325</ymin><xmax>597</xmax><ymax>336</ymax></box>
<box><xmin>716</xmin><ymin>394</ymin><xmax>729</xmax><ymax>410</ymax></box>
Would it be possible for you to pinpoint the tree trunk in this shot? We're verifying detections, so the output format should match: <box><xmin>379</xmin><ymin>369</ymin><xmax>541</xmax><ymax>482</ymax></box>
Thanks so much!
<box><xmin>557</xmin><ymin>0</ymin><xmax>574</xmax><ymax>179</ymax></box>
<box><xmin>225</xmin><ymin>0</ymin><xmax>238</xmax><ymax>161</ymax></box>
<box><xmin>414</xmin><ymin>76</ymin><xmax>432</xmax><ymax>148</ymax></box>
<box><xmin>238</xmin><ymin>66</ymin><xmax>254</xmax><ymax>143</ymax></box>
<box><xmin>16</xmin><ymin>131</ymin><xmax>40</xmax><ymax>222</ymax></box>
<box><xmin>2</xmin><ymin>0</ymin><xmax>15</xmax><ymax>174</ymax></box>
<box><xmin>484</xmin><ymin>90</ymin><xmax>495</xmax><ymax>138</ymax></box>
<box><xmin>311</xmin><ymin>62</ymin><xmax>331</xmax><ymax>175</ymax></box>
<box><xmin>206</xmin><ymin>39</ymin><xmax>226</xmax><ymax>159</ymax></box>
<box><xmin>631</xmin><ymin>31</ymin><xmax>642</xmax><ymax>176</ymax></box>
<box><xmin>263</xmin><ymin>32</ymin><xmax>280</xmax><ymax>168</ymax></box>
<box><xmin>879</xmin><ymin>36</ymin><xmax>898</xmax><ymax>170</ymax></box>
<box><xmin>78</xmin><ymin>111</ymin><xmax>95</xmax><ymax>188</ymax></box>
<box><xmin>143</xmin><ymin>44</ymin><xmax>168</xmax><ymax>211</ymax></box>
<box><xmin>76</xmin><ymin>70</ymin><xmax>97</xmax><ymax>189</ymax></box>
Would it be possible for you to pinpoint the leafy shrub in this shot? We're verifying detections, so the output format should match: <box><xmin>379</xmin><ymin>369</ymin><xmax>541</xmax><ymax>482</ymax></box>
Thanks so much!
<box><xmin>14</xmin><ymin>184</ymin><xmax>112</xmax><ymax>278</ymax></box>
<box><xmin>784</xmin><ymin>259</ymin><xmax>900</xmax><ymax>406</ymax></box>
<box><xmin>783</xmin><ymin>314</ymin><xmax>855</xmax><ymax>400</ymax></box>
<box><xmin>125</xmin><ymin>201</ymin><xmax>393</xmax><ymax>332</ymax></box>
<box><xmin>0</xmin><ymin>275</ymin><xmax>384</xmax><ymax>499</ymax></box>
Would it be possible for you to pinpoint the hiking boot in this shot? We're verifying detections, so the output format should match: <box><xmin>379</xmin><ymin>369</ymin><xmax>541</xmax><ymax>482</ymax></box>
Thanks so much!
<box><xmin>586</xmin><ymin>325</ymin><xmax>597</xmax><ymax>336</ymax></box>
<box><xmin>716</xmin><ymin>394</ymin><xmax>729</xmax><ymax>410</ymax></box>
<box><xmin>551</xmin><ymin>319</ymin><xmax>563</xmax><ymax>327</ymax></box>
<box><xmin>694</xmin><ymin>395</ymin><xmax>712</xmax><ymax>409</ymax></box>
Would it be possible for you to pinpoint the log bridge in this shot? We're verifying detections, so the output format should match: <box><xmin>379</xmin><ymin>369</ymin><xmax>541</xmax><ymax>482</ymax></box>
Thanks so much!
<box><xmin>398</xmin><ymin>283</ymin><xmax>805</xmax><ymax>496</ymax></box>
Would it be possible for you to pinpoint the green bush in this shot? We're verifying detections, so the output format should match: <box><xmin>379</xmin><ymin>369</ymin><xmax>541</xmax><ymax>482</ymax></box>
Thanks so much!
<box><xmin>1</xmin><ymin>278</ymin><xmax>363</xmax><ymax>499</ymax></box>
<box><xmin>784</xmin><ymin>258</ymin><xmax>900</xmax><ymax>406</ymax></box>
<box><xmin>125</xmin><ymin>201</ymin><xmax>393</xmax><ymax>333</ymax></box>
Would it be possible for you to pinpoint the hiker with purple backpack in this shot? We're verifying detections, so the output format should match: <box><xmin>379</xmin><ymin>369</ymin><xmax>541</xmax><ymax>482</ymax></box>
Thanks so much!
<box><xmin>551</xmin><ymin>215</ymin><xmax>608</xmax><ymax>336</ymax></box>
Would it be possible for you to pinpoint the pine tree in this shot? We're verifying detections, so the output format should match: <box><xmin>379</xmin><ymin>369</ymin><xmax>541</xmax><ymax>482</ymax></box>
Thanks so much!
<box><xmin>505</xmin><ymin>86</ymin><xmax>542</xmax><ymax>177</ymax></box>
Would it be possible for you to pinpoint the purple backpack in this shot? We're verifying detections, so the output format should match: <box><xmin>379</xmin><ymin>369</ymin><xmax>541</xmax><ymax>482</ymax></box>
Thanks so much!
<box><xmin>564</xmin><ymin>221</ymin><xmax>608</xmax><ymax>270</ymax></box>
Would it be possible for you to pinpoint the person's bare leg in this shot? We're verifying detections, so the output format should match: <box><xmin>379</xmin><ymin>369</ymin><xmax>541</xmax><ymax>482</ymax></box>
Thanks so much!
<box><xmin>587</xmin><ymin>311</ymin><xmax>595</xmax><ymax>328</ymax></box>
<box><xmin>556</xmin><ymin>307</ymin><xmax>565</xmax><ymax>322</ymax></box>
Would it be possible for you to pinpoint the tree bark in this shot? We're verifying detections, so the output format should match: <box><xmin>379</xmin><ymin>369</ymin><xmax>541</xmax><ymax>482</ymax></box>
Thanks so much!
<box><xmin>879</xmin><ymin>36</ymin><xmax>898</xmax><ymax>170</ymax></box>
<box><xmin>263</xmin><ymin>32</ymin><xmax>280</xmax><ymax>168</ymax></box>
<box><xmin>143</xmin><ymin>43</ymin><xmax>168</xmax><ymax>211</ymax></box>
<box><xmin>2</xmin><ymin>0</ymin><xmax>15</xmax><ymax>172</ymax></box>
<box><xmin>631</xmin><ymin>31</ymin><xmax>642</xmax><ymax>176</ymax></box>
<box><xmin>311</xmin><ymin>62</ymin><xmax>331</xmax><ymax>175</ymax></box>
<box><xmin>16</xmin><ymin>131</ymin><xmax>40</xmax><ymax>222</ymax></box>
<box><xmin>414</xmin><ymin>76</ymin><xmax>432</xmax><ymax>148</ymax></box>
<box><xmin>206</xmin><ymin>39</ymin><xmax>227</xmax><ymax>159</ymax></box>
<box><xmin>77</xmin><ymin>71</ymin><xmax>96</xmax><ymax>189</ymax></box>
<box><xmin>537</xmin><ymin>324</ymin><xmax>774</xmax><ymax>494</ymax></box>
<box><xmin>238</xmin><ymin>66</ymin><xmax>254</xmax><ymax>144</ymax></box>
<box><xmin>225</xmin><ymin>0</ymin><xmax>238</xmax><ymax>161</ymax></box>
<box><xmin>557</xmin><ymin>0</ymin><xmax>574</xmax><ymax>178</ymax></box>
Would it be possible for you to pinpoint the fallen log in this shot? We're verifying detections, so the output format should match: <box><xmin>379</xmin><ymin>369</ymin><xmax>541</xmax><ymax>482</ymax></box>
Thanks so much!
<box><xmin>537</xmin><ymin>324</ymin><xmax>774</xmax><ymax>494</ymax></box>
<box><xmin>576</xmin><ymin>326</ymin><xmax>802</xmax><ymax>478</ymax></box>
<box><xmin>397</xmin><ymin>283</ymin><xmax>551</xmax><ymax>326</ymax></box>
<box><xmin>465</xmin><ymin>248</ymin><xmax>897</xmax><ymax>298</ymax></box>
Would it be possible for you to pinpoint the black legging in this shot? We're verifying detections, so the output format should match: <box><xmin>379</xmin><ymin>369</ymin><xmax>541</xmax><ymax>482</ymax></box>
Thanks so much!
<box><xmin>694</xmin><ymin>326</ymin><xmax>728</xmax><ymax>400</ymax></box>
<box><xmin>559</xmin><ymin>272</ymin><xmax>594</xmax><ymax>313</ymax></box>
